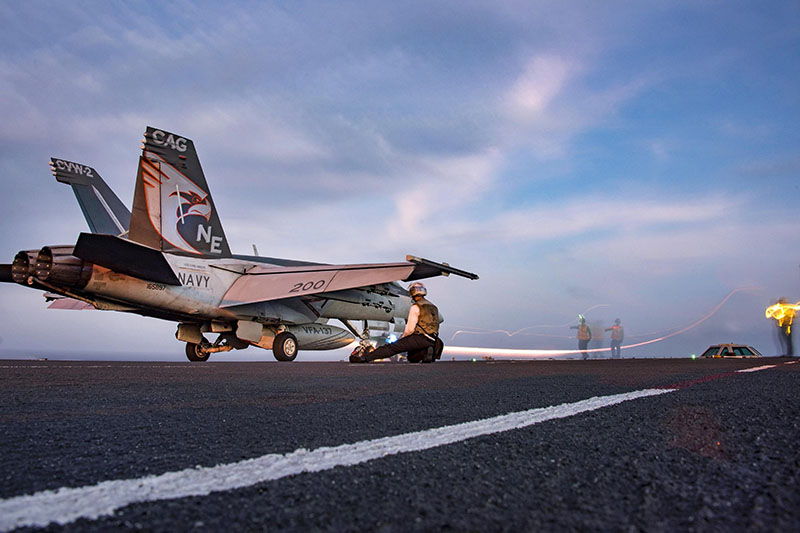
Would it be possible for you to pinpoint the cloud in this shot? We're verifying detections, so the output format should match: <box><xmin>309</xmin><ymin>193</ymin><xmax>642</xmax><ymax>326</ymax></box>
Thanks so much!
<box><xmin>645</xmin><ymin>139</ymin><xmax>674</xmax><ymax>161</ymax></box>
<box><xmin>179</xmin><ymin>100</ymin><xmax>331</xmax><ymax>163</ymax></box>
<box><xmin>493</xmin><ymin>194</ymin><xmax>736</xmax><ymax>241</ymax></box>
<box><xmin>498</xmin><ymin>53</ymin><xmax>653</xmax><ymax>158</ymax></box>
<box><xmin>377</xmin><ymin>192</ymin><xmax>741</xmax><ymax>256</ymax></box>
<box><xmin>388</xmin><ymin>149</ymin><xmax>502</xmax><ymax>242</ymax></box>
<box><xmin>504</xmin><ymin>54</ymin><xmax>575</xmax><ymax>119</ymax></box>
<box><xmin>738</xmin><ymin>155</ymin><xmax>800</xmax><ymax>178</ymax></box>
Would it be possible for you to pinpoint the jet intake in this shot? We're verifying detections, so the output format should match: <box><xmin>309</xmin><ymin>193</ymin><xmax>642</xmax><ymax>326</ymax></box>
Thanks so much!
<box><xmin>33</xmin><ymin>246</ymin><xmax>93</xmax><ymax>289</ymax></box>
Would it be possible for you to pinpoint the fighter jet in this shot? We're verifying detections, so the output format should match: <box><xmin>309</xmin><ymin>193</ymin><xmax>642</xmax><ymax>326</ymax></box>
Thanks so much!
<box><xmin>0</xmin><ymin>127</ymin><xmax>477</xmax><ymax>362</ymax></box>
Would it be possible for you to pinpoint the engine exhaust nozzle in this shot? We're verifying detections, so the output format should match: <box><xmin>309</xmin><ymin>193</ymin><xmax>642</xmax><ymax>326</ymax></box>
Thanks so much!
<box><xmin>11</xmin><ymin>250</ymin><xmax>38</xmax><ymax>285</ymax></box>
<box><xmin>34</xmin><ymin>246</ymin><xmax>93</xmax><ymax>289</ymax></box>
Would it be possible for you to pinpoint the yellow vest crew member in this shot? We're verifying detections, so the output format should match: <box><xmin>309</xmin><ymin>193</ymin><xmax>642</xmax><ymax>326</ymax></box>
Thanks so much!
<box><xmin>350</xmin><ymin>282</ymin><xmax>441</xmax><ymax>363</ymax></box>
<box><xmin>570</xmin><ymin>316</ymin><xmax>592</xmax><ymax>360</ymax></box>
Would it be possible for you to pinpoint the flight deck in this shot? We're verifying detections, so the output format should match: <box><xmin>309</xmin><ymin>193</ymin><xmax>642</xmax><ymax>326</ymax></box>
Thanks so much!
<box><xmin>1</xmin><ymin>358</ymin><xmax>798</xmax><ymax>531</ymax></box>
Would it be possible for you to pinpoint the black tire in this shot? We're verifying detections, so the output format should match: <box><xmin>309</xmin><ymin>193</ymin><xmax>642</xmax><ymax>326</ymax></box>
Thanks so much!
<box><xmin>273</xmin><ymin>332</ymin><xmax>299</xmax><ymax>362</ymax></box>
<box><xmin>186</xmin><ymin>341</ymin><xmax>211</xmax><ymax>362</ymax></box>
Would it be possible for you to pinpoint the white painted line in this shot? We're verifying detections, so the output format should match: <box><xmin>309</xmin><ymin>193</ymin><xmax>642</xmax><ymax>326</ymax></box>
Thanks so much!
<box><xmin>90</xmin><ymin>184</ymin><xmax>125</xmax><ymax>234</ymax></box>
<box><xmin>0</xmin><ymin>388</ymin><xmax>673</xmax><ymax>531</ymax></box>
<box><xmin>735</xmin><ymin>365</ymin><xmax>778</xmax><ymax>373</ymax></box>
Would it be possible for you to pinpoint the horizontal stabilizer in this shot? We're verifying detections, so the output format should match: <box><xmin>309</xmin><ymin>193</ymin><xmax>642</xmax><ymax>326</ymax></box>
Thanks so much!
<box><xmin>73</xmin><ymin>233</ymin><xmax>180</xmax><ymax>286</ymax></box>
<box><xmin>47</xmin><ymin>297</ymin><xmax>95</xmax><ymax>310</ymax></box>
<box><xmin>404</xmin><ymin>256</ymin><xmax>479</xmax><ymax>281</ymax></box>
<box><xmin>221</xmin><ymin>262</ymin><xmax>417</xmax><ymax>307</ymax></box>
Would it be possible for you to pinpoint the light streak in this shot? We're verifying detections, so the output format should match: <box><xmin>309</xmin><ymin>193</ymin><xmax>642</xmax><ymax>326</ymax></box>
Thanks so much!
<box><xmin>443</xmin><ymin>287</ymin><xmax>758</xmax><ymax>359</ymax></box>
<box><xmin>450</xmin><ymin>304</ymin><xmax>610</xmax><ymax>342</ymax></box>
<box><xmin>615</xmin><ymin>287</ymin><xmax>758</xmax><ymax>350</ymax></box>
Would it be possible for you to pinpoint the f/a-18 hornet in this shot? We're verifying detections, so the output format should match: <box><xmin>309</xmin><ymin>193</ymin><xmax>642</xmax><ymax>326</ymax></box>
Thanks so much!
<box><xmin>0</xmin><ymin>127</ymin><xmax>478</xmax><ymax>362</ymax></box>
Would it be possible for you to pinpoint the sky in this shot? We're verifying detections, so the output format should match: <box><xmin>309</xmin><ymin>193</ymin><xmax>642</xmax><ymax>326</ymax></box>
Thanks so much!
<box><xmin>1</xmin><ymin>1</ymin><xmax>798</xmax><ymax>361</ymax></box>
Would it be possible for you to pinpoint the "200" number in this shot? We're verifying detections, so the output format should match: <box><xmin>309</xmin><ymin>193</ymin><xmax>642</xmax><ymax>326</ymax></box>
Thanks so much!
<box><xmin>290</xmin><ymin>280</ymin><xmax>326</xmax><ymax>293</ymax></box>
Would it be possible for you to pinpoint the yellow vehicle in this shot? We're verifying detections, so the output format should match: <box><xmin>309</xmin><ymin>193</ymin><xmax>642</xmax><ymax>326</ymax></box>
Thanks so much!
<box><xmin>700</xmin><ymin>344</ymin><xmax>762</xmax><ymax>358</ymax></box>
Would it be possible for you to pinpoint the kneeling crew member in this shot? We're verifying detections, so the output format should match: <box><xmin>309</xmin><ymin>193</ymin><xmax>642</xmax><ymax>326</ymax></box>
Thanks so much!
<box><xmin>350</xmin><ymin>282</ymin><xmax>439</xmax><ymax>363</ymax></box>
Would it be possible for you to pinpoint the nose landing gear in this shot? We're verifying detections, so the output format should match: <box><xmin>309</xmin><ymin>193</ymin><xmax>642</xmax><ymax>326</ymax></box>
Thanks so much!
<box><xmin>184</xmin><ymin>334</ymin><xmax>239</xmax><ymax>362</ymax></box>
<box><xmin>186</xmin><ymin>338</ymin><xmax>211</xmax><ymax>362</ymax></box>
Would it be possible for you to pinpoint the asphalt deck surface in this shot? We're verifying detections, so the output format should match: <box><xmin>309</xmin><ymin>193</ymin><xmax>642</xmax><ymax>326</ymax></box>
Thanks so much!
<box><xmin>1</xmin><ymin>357</ymin><xmax>799</xmax><ymax>532</ymax></box>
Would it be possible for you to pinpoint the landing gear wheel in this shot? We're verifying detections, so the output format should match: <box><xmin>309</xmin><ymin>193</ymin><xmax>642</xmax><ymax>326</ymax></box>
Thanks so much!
<box><xmin>273</xmin><ymin>332</ymin><xmax>299</xmax><ymax>362</ymax></box>
<box><xmin>186</xmin><ymin>340</ymin><xmax>211</xmax><ymax>362</ymax></box>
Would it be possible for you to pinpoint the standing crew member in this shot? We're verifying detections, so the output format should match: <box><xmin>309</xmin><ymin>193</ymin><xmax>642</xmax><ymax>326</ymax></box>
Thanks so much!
<box><xmin>570</xmin><ymin>316</ymin><xmax>592</xmax><ymax>360</ymax></box>
<box><xmin>605</xmin><ymin>318</ymin><xmax>624</xmax><ymax>358</ymax></box>
<box><xmin>766</xmin><ymin>298</ymin><xmax>797</xmax><ymax>357</ymax></box>
<box><xmin>350</xmin><ymin>282</ymin><xmax>441</xmax><ymax>363</ymax></box>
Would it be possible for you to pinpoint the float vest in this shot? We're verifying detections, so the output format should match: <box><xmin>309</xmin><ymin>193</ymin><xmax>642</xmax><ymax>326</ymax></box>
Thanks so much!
<box><xmin>781</xmin><ymin>308</ymin><xmax>796</xmax><ymax>328</ymax></box>
<box><xmin>413</xmin><ymin>298</ymin><xmax>440</xmax><ymax>337</ymax></box>
<box><xmin>577</xmin><ymin>324</ymin><xmax>591</xmax><ymax>341</ymax></box>
<box><xmin>610</xmin><ymin>325</ymin><xmax>623</xmax><ymax>341</ymax></box>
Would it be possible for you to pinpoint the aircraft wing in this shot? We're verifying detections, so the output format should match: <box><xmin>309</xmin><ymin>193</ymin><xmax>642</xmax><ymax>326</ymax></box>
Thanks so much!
<box><xmin>219</xmin><ymin>262</ymin><xmax>416</xmax><ymax>307</ymax></box>
<box><xmin>219</xmin><ymin>256</ymin><xmax>478</xmax><ymax>307</ymax></box>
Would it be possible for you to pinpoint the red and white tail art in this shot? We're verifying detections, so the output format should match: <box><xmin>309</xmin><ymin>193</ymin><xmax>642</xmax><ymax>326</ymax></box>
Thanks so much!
<box><xmin>129</xmin><ymin>127</ymin><xmax>231</xmax><ymax>257</ymax></box>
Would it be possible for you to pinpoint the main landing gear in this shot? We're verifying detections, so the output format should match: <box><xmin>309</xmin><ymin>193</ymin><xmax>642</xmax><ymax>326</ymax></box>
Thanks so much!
<box><xmin>183</xmin><ymin>330</ymin><xmax>300</xmax><ymax>362</ymax></box>
<box><xmin>273</xmin><ymin>332</ymin><xmax>298</xmax><ymax>362</ymax></box>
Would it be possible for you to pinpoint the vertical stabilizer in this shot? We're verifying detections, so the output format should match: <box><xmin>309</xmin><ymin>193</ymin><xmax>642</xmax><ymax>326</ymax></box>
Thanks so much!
<box><xmin>50</xmin><ymin>158</ymin><xmax>131</xmax><ymax>236</ymax></box>
<box><xmin>129</xmin><ymin>127</ymin><xmax>231</xmax><ymax>257</ymax></box>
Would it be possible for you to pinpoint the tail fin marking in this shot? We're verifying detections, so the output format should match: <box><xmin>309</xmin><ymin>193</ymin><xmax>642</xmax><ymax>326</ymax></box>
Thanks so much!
<box><xmin>128</xmin><ymin>127</ymin><xmax>231</xmax><ymax>257</ymax></box>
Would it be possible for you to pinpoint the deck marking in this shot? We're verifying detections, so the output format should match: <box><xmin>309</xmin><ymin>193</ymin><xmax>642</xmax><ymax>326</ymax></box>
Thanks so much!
<box><xmin>735</xmin><ymin>365</ymin><xmax>777</xmax><ymax>373</ymax></box>
<box><xmin>0</xmin><ymin>388</ymin><xmax>672</xmax><ymax>531</ymax></box>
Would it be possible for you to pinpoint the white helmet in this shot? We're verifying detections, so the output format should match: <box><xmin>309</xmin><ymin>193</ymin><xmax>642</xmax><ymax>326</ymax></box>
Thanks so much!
<box><xmin>408</xmin><ymin>282</ymin><xmax>427</xmax><ymax>298</ymax></box>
